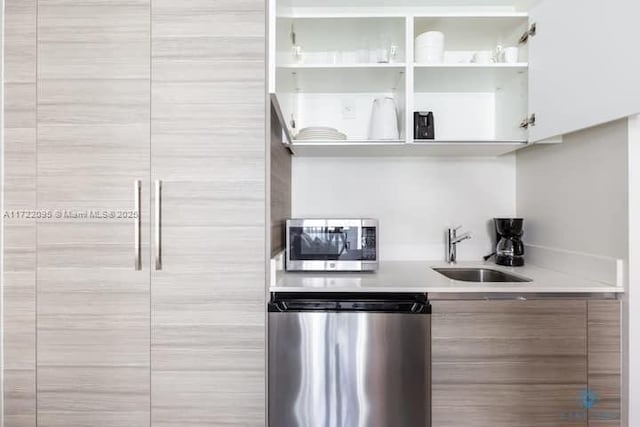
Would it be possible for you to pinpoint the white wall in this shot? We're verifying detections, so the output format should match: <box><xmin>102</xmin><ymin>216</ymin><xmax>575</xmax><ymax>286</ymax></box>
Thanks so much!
<box><xmin>292</xmin><ymin>155</ymin><xmax>516</xmax><ymax>261</ymax></box>
<box><xmin>516</xmin><ymin>119</ymin><xmax>629</xmax><ymax>259</ymax></box>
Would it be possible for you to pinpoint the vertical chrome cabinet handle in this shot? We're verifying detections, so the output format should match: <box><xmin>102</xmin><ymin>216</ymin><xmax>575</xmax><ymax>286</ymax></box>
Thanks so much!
<box><xmin>155</xmin><ymin>180</ymin><xmax>162</xmax><ymax>270</ymax></box>
<box><xmin>134</xmin><ymin>180</ymin><xmax>142</xmax><ymax>270</ymax></box>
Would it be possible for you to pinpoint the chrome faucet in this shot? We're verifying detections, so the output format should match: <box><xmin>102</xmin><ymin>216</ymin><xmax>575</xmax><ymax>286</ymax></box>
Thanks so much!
<box><xmin>446</xmin><ymin>226</ymin><xmax>472</xmax><ymax>264</ymax></box>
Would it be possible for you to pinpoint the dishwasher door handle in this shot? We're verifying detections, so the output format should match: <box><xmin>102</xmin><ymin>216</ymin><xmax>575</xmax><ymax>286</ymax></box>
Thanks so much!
<box><xmin>268</xmin><ymin>293</ymin><xmax>431</xmax><ymax>313</ymax></box>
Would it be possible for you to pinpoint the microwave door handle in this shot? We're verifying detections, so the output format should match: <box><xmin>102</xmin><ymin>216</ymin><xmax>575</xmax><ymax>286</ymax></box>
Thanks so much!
<box><xmin>339</xmin><ymin>231</ymin><xmax>348</xmax><ymax>255</ymax></box>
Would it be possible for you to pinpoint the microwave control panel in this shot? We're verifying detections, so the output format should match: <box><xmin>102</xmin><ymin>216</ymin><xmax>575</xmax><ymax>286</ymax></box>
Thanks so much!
<box><xmin>362</xmin><ymin>227</ymin><xmax>377</xmax><ymax>260</ymax></box>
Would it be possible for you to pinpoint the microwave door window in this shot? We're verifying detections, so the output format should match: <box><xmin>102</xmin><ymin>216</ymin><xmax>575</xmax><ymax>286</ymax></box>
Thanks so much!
<box><xmin>289</xmin><ymin>227</ymin><xmax>361</xmax><ymax>261</ymax></box>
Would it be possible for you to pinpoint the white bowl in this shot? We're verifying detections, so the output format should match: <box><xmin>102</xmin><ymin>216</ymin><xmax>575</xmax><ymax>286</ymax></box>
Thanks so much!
<box><xmin>415</xmin><ymin>31</ymin><xmax>445</xmax><ymax>46</ymax></box>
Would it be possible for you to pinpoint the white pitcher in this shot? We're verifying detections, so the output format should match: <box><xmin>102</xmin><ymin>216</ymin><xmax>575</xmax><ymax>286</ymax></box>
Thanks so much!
<box><xmin>368</xmin><ymin>97</ymin><xmax>399</xmax><ymax>140</ymax></box>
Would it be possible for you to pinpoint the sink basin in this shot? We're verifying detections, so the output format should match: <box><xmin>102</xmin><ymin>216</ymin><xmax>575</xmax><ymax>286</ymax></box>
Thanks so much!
<box><xmin>433</xmin><ymin>267</ymin><xmax>532</xmax><ymax>283</ymax></box>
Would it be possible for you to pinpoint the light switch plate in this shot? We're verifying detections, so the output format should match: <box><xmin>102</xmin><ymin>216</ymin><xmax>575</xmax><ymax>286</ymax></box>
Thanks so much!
<box><xmin>341</xmin><ymin>98</ymin><xmax>356</xmax><ymax>119</ymax></box>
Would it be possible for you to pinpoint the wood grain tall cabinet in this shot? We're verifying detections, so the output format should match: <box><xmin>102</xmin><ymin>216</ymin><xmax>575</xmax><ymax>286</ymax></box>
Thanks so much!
<box><xmin>4</xmin><ymin>0</ymin><xmax>38</xmax><ymax>425</ymax></box>
<box><xmin>36</xmin><ymin>0</ymin><xmax>152</xmax><ymax>425</ymax></box>
<box><xmin>150</xmin><ymin>1</ymin><xmax>266</xmax><ymax>425</ymax></box>
<box><xmin>3</xmin><ymin>0</ymin><xmax>267</xmax><ymax>425</ymax></box>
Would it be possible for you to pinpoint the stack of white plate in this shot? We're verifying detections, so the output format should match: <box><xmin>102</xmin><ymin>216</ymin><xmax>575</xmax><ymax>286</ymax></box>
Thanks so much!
<box><xmin>295</xmin><ymin>127</ymin><xmax>347</xmax><ymax>141</ymax></box>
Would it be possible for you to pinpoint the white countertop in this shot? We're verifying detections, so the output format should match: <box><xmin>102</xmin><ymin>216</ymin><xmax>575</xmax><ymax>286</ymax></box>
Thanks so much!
<box><xmin>271</xmin><ymin>261</ymin><xmax>623</xmax><ymax>294</ymax></box>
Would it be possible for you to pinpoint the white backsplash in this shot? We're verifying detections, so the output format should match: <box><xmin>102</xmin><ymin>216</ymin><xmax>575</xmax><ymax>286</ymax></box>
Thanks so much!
<box><xmin>292</xmin><ymin>154</ymin><xmax>516</xmax><ymax>261</ymax></box>
<box><xmin>516</xmin><ymin>119</ymin><xmax>629</xmax><ymax>261</ymax></box>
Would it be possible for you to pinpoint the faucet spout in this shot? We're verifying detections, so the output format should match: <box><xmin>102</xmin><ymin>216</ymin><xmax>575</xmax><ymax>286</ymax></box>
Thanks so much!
<box><xmin>451</xmin><ymin>232</ymin><xmax>471</xmax><ymax>245</ymax></box>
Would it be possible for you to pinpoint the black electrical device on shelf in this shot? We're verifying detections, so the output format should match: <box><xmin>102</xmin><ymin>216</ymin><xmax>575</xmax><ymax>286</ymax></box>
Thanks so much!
<box><xmin>414</xmin><ymin>111</ymin><xmax>435</xmax><ymax>140</ymax></box>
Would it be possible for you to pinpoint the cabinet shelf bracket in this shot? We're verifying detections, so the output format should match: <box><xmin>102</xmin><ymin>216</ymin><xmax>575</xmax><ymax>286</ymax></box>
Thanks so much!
<box><xmin>392</xmin><ymin>71</ymin><xmax>405</xmax><ymax>92</ymax></box>
<box><xmin>290</xmin><ymin>71</ymin><xmax>300</xmax><ymax>92</ymax></box>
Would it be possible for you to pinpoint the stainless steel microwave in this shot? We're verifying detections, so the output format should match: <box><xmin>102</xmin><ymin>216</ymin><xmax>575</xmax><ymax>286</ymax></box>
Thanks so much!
<box><xmin>285</xmin><ymin>219</ymin><xmax>378</xmax><ymax>272</ymax></box>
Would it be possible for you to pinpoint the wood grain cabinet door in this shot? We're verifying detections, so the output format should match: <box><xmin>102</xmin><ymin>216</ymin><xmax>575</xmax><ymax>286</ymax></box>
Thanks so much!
<box><xmin>3</xmin><ymin>0</ymin><xmax>38</xmax><ymax>424</ymax></box>
<box><xmin>587</xmin><ymin>300</ymin><xmax>622</xmax><ymax>427</ymax></box>
<box><xmin>431</xmin><ymin>300</ymin><xmax>589</xmax><ymax>427</ymax></box>
<box><xmin>36</xmin><ymin>0</ymin><xmax>152</xmax><ymax>425</ymax></box>
<box><xmin>150</xmin><ymin>1</ymin><xmax>266</xmax><ymax>425</ymax></box>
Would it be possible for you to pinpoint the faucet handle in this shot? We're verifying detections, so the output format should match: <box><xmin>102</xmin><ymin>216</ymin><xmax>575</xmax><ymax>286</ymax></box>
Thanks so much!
<box><xmin>457</xmin><ymin>231</ymin><xmax>472</xmax><ymax>240</ymax></box>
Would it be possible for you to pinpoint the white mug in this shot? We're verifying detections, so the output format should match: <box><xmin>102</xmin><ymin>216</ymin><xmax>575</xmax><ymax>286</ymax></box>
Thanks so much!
<box><xmin>503</xmin><ymin>47</ymin><xmax>519</xmax><ymax>63</ymax></box>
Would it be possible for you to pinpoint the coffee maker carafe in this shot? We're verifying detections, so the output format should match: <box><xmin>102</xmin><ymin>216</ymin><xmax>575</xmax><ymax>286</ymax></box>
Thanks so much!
<box><xmin>494</xmin><ymin>218</ymin><xmax>525</xmax><ymax>267</ymax></box>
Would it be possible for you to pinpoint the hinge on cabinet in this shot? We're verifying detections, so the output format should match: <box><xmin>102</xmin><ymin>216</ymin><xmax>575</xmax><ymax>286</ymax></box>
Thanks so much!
<box><xmin>519</xmin><ymin>114</ymin><xmax>536</xmax><ymax>129</ymax></box>
<box><xmin>518</xmin><ymin>23</ymin><xmax>537</xmax><ymax>44</ymax></box>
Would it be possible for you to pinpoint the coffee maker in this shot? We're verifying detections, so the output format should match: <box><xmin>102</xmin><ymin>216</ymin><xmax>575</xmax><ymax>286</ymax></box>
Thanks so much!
<box><xmin>493</xmin><ymin>218</ymin><xmax>525</xmax><ymax>267</ymax></box>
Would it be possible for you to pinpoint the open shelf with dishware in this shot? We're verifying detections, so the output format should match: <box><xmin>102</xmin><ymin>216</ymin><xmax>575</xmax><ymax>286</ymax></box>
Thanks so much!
<box><xmin>275</xmin><ymin>87</ymin><xmax>407</xmax><ymax>144</ymax></box>
<box><xmin>269</xmin><ymin>0</ymin><xmax>558</xmax><ymax>156</ymax></box>
<box><xmin>276</xmin><ymin>17</ymin><xmax>407</xmax><ymax>66</ymax></box>
<box><xmin>273</xmin><ymin>15</ymin><xmax>408</xmax><ymax>145</ymax></box>
<box><xmin>411</xmin><ymin>14</ymin><xmax>529</xmax><ymax>143</ymax></box>
<box><xmin>275</xmin><ymin>64</ymin><xmax>407</xmax><ymax>142</ymax></box>
<box><xmin>412</xmin><ymin>63</ymin><xmax>528</xmax><ymax>142</ymax></box>
<box><xmin>413</xmin><ymin>15</ymin><xmax>529</xmax><ymax>65</ymax></box>
<box><xmin>272</xmin><ymin>0</ymin><xmax>640</xmax><ymax>147</ymax></box>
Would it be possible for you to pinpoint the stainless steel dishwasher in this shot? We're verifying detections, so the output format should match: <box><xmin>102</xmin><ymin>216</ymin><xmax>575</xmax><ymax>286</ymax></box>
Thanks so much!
<box><xmin>268</xmin><ymin>292</ymin><xmax>431</xmax><ymax>427</ymax></box>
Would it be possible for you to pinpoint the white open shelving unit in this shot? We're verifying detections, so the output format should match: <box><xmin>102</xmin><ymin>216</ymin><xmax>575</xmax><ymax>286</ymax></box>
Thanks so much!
<box><xmin>270</xmin><ymin>1</ymin><xmax>536</xmax><ymax>157</ymax></box>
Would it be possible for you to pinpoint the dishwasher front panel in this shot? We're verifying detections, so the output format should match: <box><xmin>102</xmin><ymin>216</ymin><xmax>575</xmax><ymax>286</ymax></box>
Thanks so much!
<box><xmin>269</xmin><ymin>311</ymin><xmax>431</xmax><ymax>427</ymax></box>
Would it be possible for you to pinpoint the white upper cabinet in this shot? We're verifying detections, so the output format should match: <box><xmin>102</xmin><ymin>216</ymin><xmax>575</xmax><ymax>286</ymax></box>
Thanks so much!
<box><xmin>528</xmin><ymin>0</ymin><xmax>640</xmax><ymax>142</ymax></box>
<box><xmin>270</xmin><ymin>0</ymin><xmax>639</xmax><ymax>154</ymax></box>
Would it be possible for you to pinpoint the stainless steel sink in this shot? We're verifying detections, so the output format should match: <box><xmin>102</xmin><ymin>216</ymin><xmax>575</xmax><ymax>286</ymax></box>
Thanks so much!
<box><xmin>433</xmin><ymin>267</ymin><xmax>532</xmax><ymax>283</ymax></box>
